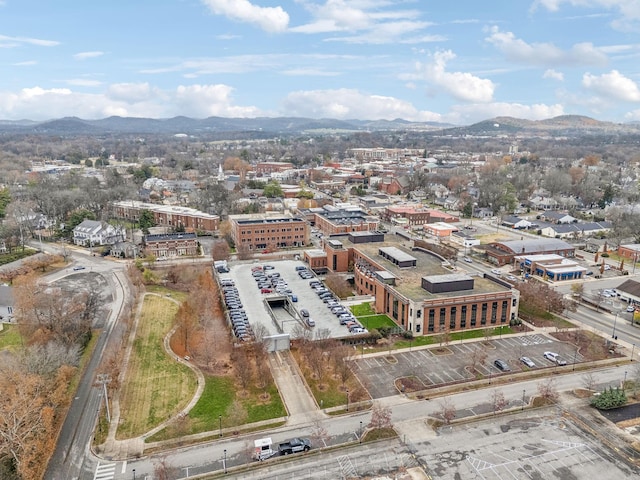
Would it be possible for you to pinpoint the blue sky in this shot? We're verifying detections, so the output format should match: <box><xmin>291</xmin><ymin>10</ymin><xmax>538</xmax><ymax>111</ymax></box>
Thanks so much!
<box><xmin>1</xmin><ymin>0</ymin><xmax>640</xmax><ymax>124</ymax></box>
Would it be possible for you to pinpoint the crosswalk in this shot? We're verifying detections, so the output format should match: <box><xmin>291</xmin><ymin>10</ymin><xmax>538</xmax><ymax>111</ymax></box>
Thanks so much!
<box><xmin>94</xmin><ymin>462</ymin><xmax>116</xmax><ymax>480</ymax></box>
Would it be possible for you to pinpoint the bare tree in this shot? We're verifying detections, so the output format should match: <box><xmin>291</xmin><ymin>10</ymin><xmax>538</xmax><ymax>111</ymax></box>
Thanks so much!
<box><xmin>537</xmin><ymin>378</ymin><xmax>559</xmax><ymax>404</ymax></box>
<box><xmin>153</xmin><ymin>456</ymin><xmax>179</xmax><ymax>480</ymax></box>
<box><xmin>491</xmin><ymin>389</ymin><xmax>508</xmax><ymax>414</ymax></box>
<box><xmin>309</xmin><ymin>420</ymin><xmax>330</xmax><ymax>447</ymax></box>
<box><xmin>581</xmin><ymin>372</ymin><xmax>598</xmax><ymax>391</ymax></box>
<box><xmin>439</xmin><ymin>398</ymin><xmax>457</xmax><ymax>425</ymax></box>
<box><xmin>368</xmin><ymin>402</ymin><xmax>392</xmax><ymax>430</ymax></box>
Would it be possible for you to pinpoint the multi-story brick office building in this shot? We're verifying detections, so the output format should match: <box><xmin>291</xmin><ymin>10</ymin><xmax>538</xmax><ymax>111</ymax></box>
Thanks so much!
<box><xmin>299</xmin><ymin>205</ymin><xmax>379</xmax><ymax>236</ymax></box>
<box><xmin>112</xmin><ymin>201</ymin><xmax>219</xmax><ymax>234</ymax></box>
<box><xmin>228</xmin><ymin>213</ymin><xmax>308</xmax><ymax>251</ymax></box>
<box><xmin>313</xmin><ymin>233</ymin><xmax>519</xmax><ymax>336</ymax></box>
<box><xmin>382</xmin><ymin>205</ymin><xmax>459</xmax><ymax>227</ymax></box>
<box><xmin>255</xmin><ymin>161</ymin><xmax>294</xmax><ymax>176</ymax></box>
<box><xmin>143</xmin><ymin>232</ymin><xmax>198</xmax><ymax>258</ymax></box>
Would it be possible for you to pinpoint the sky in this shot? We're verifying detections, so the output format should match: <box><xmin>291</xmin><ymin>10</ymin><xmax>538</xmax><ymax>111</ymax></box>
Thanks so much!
<box><xmin>1</xmin><ymin>0</ymin><xmax>640</xmax><ymax>125</ymax></box>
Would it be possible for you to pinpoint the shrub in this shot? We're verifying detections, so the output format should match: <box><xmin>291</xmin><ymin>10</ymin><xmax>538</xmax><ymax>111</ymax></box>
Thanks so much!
<box><xmin>402</xmin><ymin>330</ymin><xmax>414</xmax><ymax>340</ymax></box>
<box><xmin>591</xmin><ymin>386</ymin><xmax>627</xmax><ymax>410</ymax></box>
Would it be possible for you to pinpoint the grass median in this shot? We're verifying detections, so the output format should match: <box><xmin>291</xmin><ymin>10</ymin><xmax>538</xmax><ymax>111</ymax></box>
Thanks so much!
<box><xmin>117</xmin><ymin>295</ymin><xmax>197</xmax><ymax>439</ymax></box>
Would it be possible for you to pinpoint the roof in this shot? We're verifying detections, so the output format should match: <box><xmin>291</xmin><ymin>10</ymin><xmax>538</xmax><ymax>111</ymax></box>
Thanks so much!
<box><xmin>495</xmin><ymin>238</ymin><xmax>574</xmax><ymax>254</ymax></box>
<box><xmin>616</xmin><ymin>279</ymin><xmax>640</xmax><ymax>298</ymax></box>
<box><xmin>144</xmin><ymin>233</ymin><xmax>197</xmax><ymax>242</ymax></box>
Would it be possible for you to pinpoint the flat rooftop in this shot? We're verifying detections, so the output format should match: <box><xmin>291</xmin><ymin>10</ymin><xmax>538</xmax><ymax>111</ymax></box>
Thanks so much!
<box><xmin>346</xmin><ymin>236</ymin><xmax>510</xmax><ymax>301</ymax></box>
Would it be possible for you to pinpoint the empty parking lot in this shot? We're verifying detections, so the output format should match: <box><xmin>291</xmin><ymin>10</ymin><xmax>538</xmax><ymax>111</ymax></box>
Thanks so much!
<box><xmin>353</xmin><ymin>334</ymin><xmax>584</xmax><ymax>398</ymax></box>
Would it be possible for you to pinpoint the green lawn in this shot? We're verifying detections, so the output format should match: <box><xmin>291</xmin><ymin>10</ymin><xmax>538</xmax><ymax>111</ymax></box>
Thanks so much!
<box><xmin>117</xmin><ymin>295</ymin><xmax>197</xmax><ymax>439</ymax></box>
<box><xmin>0</xmin><ymin>324</ymin><xmax>22</xmax><ymax>350</ymax></box>
<box><xmin>394</xmin><ymin>325</ymin><xmax>514</xmax><ymax>349</ymax></box>
<box><xmin>349</xmin><ymin>303</ymin><xmax>396</xmax><ymax>330</ymax></box>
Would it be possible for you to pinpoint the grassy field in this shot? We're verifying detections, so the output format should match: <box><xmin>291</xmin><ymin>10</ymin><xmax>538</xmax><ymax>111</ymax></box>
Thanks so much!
<box><xmin>394</xmin><ymin>325</ymin><xmax>514</xmax><ymax>349</ymax></box>
<box><xmin>117</xmin><ymin>295</ymin><xmax>197</xmax><ymax>439</ymax></box>
<box><xmin>0</xmin><ymin>324</ymin><xmax>22</xmax><ymax>350</ymax></box>
<box><xmin>350</xmin><ymin>303</ymin><xmax>396</xmax><ymax>330</ymax></box>
<box><xmin>145</xmin><ymin>285</ymin><xmax>189</xmax><ymax>303</ymax></box>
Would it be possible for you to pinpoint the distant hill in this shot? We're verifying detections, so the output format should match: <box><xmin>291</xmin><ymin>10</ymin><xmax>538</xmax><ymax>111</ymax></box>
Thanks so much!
<box><xmin>0</xmin><ymin>114</ymin><xmax>637</xmax><ymax>138</ymax></box>
<box><xmin>0</xmin><ymin>115</ymin><xmax>453</xmax><ymax>136</ymax></box>
<box><xmin>442</xmin><ymin>115</ymin><xmax>640</xmax><ymax>137</ymax></box>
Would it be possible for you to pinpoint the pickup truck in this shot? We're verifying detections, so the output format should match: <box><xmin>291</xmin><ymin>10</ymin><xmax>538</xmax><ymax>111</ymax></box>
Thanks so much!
<box><xmin>278</xmin><ymin>437</ymin><xmax>311</xmax><ymax>455</ymax></box>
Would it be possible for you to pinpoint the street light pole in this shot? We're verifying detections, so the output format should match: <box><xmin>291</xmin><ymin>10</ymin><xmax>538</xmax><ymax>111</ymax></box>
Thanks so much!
<box><xmin>346</xmin><ymin>388</ymin><xmax>349</xmax><ymax>412</ymax></box>
<box><xmin>219</xmin><ymin>415</ymin><xmax>222</xmax><ymax>437</ymax></box>
<box><xmin>522</xmin><ymin>389</ymin><xmax>526</xmax><ymax>410</ymax></box>
<box><xmin>133</xmin><ymin>468</ymin><xmax>136</xmax><ymax>480</ymax></box>
<box><xmin>359</xmin><ymin>421</ymin><xmax>363</xmax><ymax>444</ymax></box>
<box><xmin>223</xmin><ymin>449</ymin><xmax>227</xmax><ymax>474</ymax></box>
<box><xmin>632</xmin><ymin>344</ymin><xmax>636</xmax><ymax>362</ymax></box>
<box><xmin>572</xmin><ymin>348</ymin><xmax>578</xmax><ymax>371</ymax></box>
<box><xmin>612</xmin><ymin>312</ymin><xmax>619</xmax><ymax>339</ymax></box>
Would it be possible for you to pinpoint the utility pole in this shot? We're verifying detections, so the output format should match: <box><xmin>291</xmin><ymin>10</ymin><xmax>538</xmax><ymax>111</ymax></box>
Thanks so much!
<box><xmin>96</xmin><ymin>374</ymin><xmax>111</xmax><ymax>423</ymax></box>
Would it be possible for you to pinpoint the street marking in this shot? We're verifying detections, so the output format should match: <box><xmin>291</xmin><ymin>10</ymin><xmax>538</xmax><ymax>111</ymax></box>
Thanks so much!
<box><xmin>93</xmin><ymin>462</ymin><xmax>116</xmax><ymax>480</ymax></box>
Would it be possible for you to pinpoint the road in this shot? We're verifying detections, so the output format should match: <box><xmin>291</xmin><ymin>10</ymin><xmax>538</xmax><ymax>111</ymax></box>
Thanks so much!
<box><xmin>39</xmin><ymin>244</ymin><xmax>129</xmax><ymax>480</ymax></box>
<box><xmin>99</xmin><ymin>363</ymin><xmax>630</xmax><ymax>479</ymax></box>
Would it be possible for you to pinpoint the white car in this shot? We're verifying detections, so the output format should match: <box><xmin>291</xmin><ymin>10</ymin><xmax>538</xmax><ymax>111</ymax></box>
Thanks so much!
<box><xmin>627</xmin><ymin>305</ymin><xmax>636</xmax><ymax>313</ymax></box>
<box><xmin>463</xmin><ymin>256</ymin><xmax>473</xmax><ymax>263</ymax></box>
<box><xmin>520</xmin><ymin>356</ymin><xmax>536</xmax><ymax>368</ymax></box>
<box><xmin>491</xmin><ymin>269</ymin><xmax>501</xmax><ymax>275</ymax></box>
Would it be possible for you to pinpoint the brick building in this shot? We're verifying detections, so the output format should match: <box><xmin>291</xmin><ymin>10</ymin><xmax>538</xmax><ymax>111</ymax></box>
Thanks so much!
<box><xmin>228</xmin><ymin>213</ymin><xmax>308</xmax><ymax>251</ymax></box>
<box><xmin>383</xmin><ymin>205</ymin><xmax>459</xmax><ymax>227</ymax></box>
<box><xmin>112</xmin><ymin>201</ymin><xmax>219</xmax><ymax>234</ymax></box>
<box><xmin>311</xmin><ymin>234</ymin><xmax>519</xmax><ymax>336</ymax></box>
<box><xmin>143</xmin><ymin>232</ymin><xmax>198</xmax><ymax>258</ymax></box>
<box><xmin>308</xmin><ymin>206</ymin><xmax>379</xmax><ymax>236</ymax></box>
<box><xmin>255</xmin><ymin>162</ymin><xmax>294</xmax><ymax>175</ymax></box>
<box><xmin>484</xmin><ymin>239</ymin><xmax>575</xmax><ymax>266</ymax></box>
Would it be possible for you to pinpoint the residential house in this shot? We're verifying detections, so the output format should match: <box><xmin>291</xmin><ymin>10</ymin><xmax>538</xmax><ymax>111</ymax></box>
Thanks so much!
<box><xmin>540</xmin><ymin>211</ymin><xmax>577</xmax><ymax>224</ymax></box>
<box><xmin>73</xmin><ymin>220</ymin><xmax>126</xmax><ymax>247</ymax></box>
<box><xmin>501</xmin><ymin>216</ymin><xmax>532</xmax><ymax>229</ymax></box>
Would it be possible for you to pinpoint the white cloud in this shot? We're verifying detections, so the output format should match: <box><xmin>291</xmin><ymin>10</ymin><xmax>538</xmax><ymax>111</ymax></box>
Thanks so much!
<box><xmin>13</xmin><ymin>60</ymin><xmax>36</xmax><ymax>66</ymax></box>
<box><xmin>0</xmin><ymin>34</ymin><xmax>59</xmax><ymax>48</ymax></box>
<box><xmin>291</xmin><ymin>0</ymin><xmax>439</xmax><ymax>44</ymax></box>
<box><xmin>485</xmin><ymin>26</ymin><xmax>607</xmax><ymax>66</ymax></box>
<box><xmin>419</xmin><ymin>50</ymin><xmax>495</xmax><ymax>103</ymax></box>
<box><xmin>582</xmin><ymin>70</ymin><xmax>640</xmax><ymax>101</ymax></box>
<box><xmin>446</xmin><ymin>101</ymin><xmax>565</xmax><ymax>124</ymax></box>
<box><xmin>543</xmin><ymin>69</ymin><xmax>564</xmax><ymax>81</ymax></box>
<box><xmin>175</xmin><ymin>84</ymin><xmax>261</xmax><ymax>117</ymax></box>
<box><xmin>200</xmin><ymin>0</ymin><xmax>289</xmax><ymax>33</ymax></box>
<box><xmin>280</xmin><ymin>88</ymin><xmax>442</xmax><ymax>121</ymax></box>
<box><xmin>531</xmin><ymin>0</ymin><xmax>640</xmax><ymax>30</ymax></box>
<box><xmin>73</xmin><ymin>51</ymin><xmax>104</xmax><ymax>60</ymax></box>
<box><xmin>0</xmin><ymin>83</ymin><xmax>264</xmax><ymax>120</ymax></box>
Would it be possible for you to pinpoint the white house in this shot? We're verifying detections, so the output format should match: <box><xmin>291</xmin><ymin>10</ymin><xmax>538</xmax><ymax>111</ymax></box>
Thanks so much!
<box><xmin>73</xmin><ymin>220</ymin><xmax>126</xmax><ymax>247</ymax></box>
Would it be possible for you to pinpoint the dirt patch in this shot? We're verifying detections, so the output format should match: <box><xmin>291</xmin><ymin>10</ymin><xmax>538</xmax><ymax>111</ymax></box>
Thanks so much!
<box><xmin>395</xmin><ymin>376</ymin><xmax>425</xmax><ymax>393</ymax></box>
<box><xmin>384</xmin><ymin>355</ymin><xmax>398</xmax><ymax>364</ymax></box>
<box><xmin>550</xmin><ymin>330</ymin><xmax>624</xmax><ymax>361</ymax></box>
<box><xmin>431</xmin><ymin>347</ymin><xmax>453</xmax><ymax>356</ymax></box>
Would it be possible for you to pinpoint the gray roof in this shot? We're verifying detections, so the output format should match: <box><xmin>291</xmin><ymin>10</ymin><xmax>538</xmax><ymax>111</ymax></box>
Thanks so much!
<box><xmin>498</xmin><ymin>238</ymin><xmax>573</xmax><ymax>254</ymax></box>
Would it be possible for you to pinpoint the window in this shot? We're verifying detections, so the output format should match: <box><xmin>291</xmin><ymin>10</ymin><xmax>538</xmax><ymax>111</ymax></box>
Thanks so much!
<box><xmin>460</xmin><ymin>305</ymin><xmax>467</xmax><ymax>328</ymax></box>
<box><xmin>471</xmin><ymin>304</ymin><xmax>477</xmax><ymax>326</ymax></box>
<box><xmin>450</xmin><ymin>307</ymin><xmax>457</xmax><ymax>329</ymax></box>
<box><xmin>416</xmin><ymin>324</ymin><xmax>421</xmax><ymax>333</ymax></box>
<box><xmin>481</xmin><ymin>303</ymin><xmax>487</xmax><ymax>325</ymax></box>
<box><xmin>417</xmin><ymin>309</ymin><xmax>422</xmax><ymax>319</ymax></box>
<box><xmin>491</xmin><ymin>302</ymin><xmax>498</xmax><ymax>324</ymax></box>
<box><xmin>501</xmin><ymin>300</ymin><xmax>508</xmax><ymax>323</ymax></box>
<box><xmin>428</xmin><ymin>309</ymin><xmax>435</xmax><ymax>332</ymax></box>
<box><xmin>439</xmin><ymin>308</ymin><xmax>446</xmax><ymax>327</ymax></box>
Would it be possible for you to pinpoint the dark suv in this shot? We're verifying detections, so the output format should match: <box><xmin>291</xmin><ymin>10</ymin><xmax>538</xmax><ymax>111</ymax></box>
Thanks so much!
<box><xmin>494</xmin><ymin>359</ymin><xmax>511</xmax><ymax>371</ymax></box>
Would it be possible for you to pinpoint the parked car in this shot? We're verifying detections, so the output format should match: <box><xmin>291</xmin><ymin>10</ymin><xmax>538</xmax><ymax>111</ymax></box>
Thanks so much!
<box><xmin>306</xmin><ymin>317</ymin><xmax>315</xmax><ymax>327</ymax></box>
<box><xmin>627</xmin><ymin>305</ymin><xmax>636</xmax><ymax>312</ymax></box>
<box><xmin>300</xmin><ymin>309</ymin><xmax>309</xmax><ymax>318</ymax></box>
<box><xmin>278</xmin><ymin>438</ymin><xmax>311</xmax><ymax>455</ymax></box>
<box><xmin>543</xmin><ymin>351</ymin><xmax>567</xmax><ymax>365</ymax></box>
<box><xmin>73</xmin><ymin>265</ymin><xmax>86</xmax><ymax>271</ymax></box>
<box><xmin>260</xmin><ymin>288</ymin><xmax>273</xmax><ymax>294</ymax></box>
<box><xmin>490</xmin><ymin>269</ymin><xmax>501</xmax><ymax>276</ymax></box>
<box><xmin>519</xmin><ymin>356</ymin><xmax>536</xmax><ymax>368</ymax></box>
<box><xmin>289</xmin><ymin>294</ymin><xmax>298</xmax><ymax>302</ymax></box>
<box><xmin>494</xmin><ymin>359</ymin><xmax>511</xmax><ymax>371</ymax></box>
<box><xmin>463</xmin><ymin>256</ymin><xmax>472</xmax><ymax>263</ymax></box>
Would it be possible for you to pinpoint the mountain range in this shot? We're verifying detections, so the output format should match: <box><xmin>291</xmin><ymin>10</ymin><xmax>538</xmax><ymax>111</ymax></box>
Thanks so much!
<box><xmin>0</xmin><ymin>115</ymin><xmax>638</xmax><ymax>138</ymax></box>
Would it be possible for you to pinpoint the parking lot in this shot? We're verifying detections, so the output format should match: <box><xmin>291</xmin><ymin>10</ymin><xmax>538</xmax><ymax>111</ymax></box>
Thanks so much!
<box><xmin>353</xmin><ymin>334</ymin><xmax>584</xmax><ymax>399</ymax></box>
<box><xmin>219</xmin><ymin>260</ymin><xmax>362</xmax><ymax>340</ymax></box>
<box><xmin>416</xmin><ymin>411</ymin><xmax>636</xmax><ymax>479</ymax></box>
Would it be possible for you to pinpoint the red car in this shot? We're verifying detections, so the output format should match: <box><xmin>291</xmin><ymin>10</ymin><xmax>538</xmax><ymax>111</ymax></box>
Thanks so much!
<box><xmin>261</xmin><ymin>288</ymin><xmax>273</xmax><ymax>294</ymax></box>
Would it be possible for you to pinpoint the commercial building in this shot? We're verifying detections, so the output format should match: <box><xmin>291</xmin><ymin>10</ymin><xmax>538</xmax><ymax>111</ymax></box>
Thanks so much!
<box><xmin>514</xmin><ymin>254</ymin><xmax>587</xmax><ymax>281</ymax></box>
<box><xmin>382</xmin><ymin>205</ymin><xmax>459</xmax><ymax>227</ymax></box>
<box><xmin>228</xmin><ymin>213</ymin><xmax>308</xmax><ymax>251</ymax></box>
<box><xmin>310</xmin><ymin>233</ymin><xmax>519</xmax><ymax>336</ymax></box>
<box><xmin>301</xmin><ymin>205</ymin><xmax>379</xmax><ymax>236</ymax></box>
<box><xmin>112</xmin><ymin>201</ymin><xmax>219</xmax><ymax>234</ymax></box>
<box><xmin>484</xmin><ymin>238</ymin><xmax>575</xmax><ymax>266</ymax></box>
